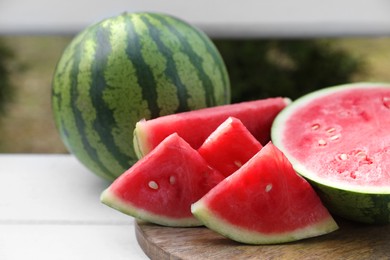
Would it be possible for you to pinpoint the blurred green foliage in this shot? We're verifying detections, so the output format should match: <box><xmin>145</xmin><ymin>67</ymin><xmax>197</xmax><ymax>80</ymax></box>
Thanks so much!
<box><xmin>0</xmin><ymin>40</ymin><xmax>13</xmax><ymax>114</ymax></box>
<box><xmin>214</xmin><ymin>39</ymin><xmax>365</xmax><ymax>103</ymax></box>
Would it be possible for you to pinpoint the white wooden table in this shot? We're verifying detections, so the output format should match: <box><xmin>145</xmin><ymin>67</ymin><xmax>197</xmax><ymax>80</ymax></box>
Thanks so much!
<box><xmin>0</xmin><ymin>154</ymin><xmax>148</xmax><ymax>260</ymax></box>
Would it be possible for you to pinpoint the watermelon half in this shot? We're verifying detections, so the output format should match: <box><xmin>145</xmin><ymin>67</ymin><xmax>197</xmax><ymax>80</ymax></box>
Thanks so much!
<box><xmin>271</xmin><ymin>82</ymin><xmax>390</xmax><ymax>224</ymax></box>
<box><xmin>134</xmin><ymin>97</ymin><xmax>290</xmax><ymax>158</ymax></box>
<box><xmin>192</xmin><ymin>142</ymin><xmax>338</xmax><ymax>244</ymax></box>
<box><xmin>100</xmin><ymin>133</ymin><xmax>224</xmax><ymax>227</ymax></box>
<box><xmin>198</xmin><ymin>116</ymin><xmax>262</xmax><ymax>177</ymax></box>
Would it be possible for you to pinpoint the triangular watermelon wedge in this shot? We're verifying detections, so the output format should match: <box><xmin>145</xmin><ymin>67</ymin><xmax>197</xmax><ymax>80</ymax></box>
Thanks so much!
<box><xmin>101</xmin><ymin>133</ymin><xmax>225</xmax><ymax>227</ymax></box>
<box><xmin>134</xmin><ymin>97</ymin><xmax>290</xmax><ymax>158</ymax></box>
<box><xmin>191</xmin><ymin>142</ymin><xmax>339</xmax><ymax>244</ymax></box>
<box><xmin>198</xmin><ymin>117</ymin><xmax>263</xmax><ymax>177</ymax></box>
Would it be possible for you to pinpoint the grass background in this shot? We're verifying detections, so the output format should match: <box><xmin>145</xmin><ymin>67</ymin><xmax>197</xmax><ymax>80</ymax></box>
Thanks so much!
<box><xmin>1</xmin><ymin>36</ymin><xmax>390</xmax><ymax>153</ymax></box>
<box><xmin>0</xmin><ymin>36</ymin><xmax>70</xmax><ymax>153</ymax></box>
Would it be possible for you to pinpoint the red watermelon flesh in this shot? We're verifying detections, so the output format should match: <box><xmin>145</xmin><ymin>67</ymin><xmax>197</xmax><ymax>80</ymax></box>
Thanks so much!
<box><xmin>134</xmin><ymin>97</ymin><xmax>290</xmax><ymax>158</ymax></box>
<box><xmin>100</xmin><ymin>133</ymin><xmax>225</xmax><ymax>227</ymax></box>
<box><xmin>198</xmin><ymin>117</ymin><xmax>263</xmax><ymax>177</ymax></box>
<box><xmin>191</xmin><ymin>142</ymin><xmax>338</xmax><ymax>244</ymax></box>
<box><xmin>273</xmin><ymin>84</ymin><xmax>390</xmax><ymax>190</ymax></box>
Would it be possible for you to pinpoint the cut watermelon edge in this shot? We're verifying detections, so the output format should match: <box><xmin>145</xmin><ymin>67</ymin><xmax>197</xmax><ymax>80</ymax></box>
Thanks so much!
<box><xmin>191</xmin><ymin>200</ymin><xmax>339</xmax><ymax>245</ymax></box>
<box><xmin>133</xmin><ymin>119</ymin><xmax>150</xmax><ymax>159</ymax></box>
<box><xmin>292</xmin><ymin>162</ymin><xmax>390</xmax><ymax>194</ymax></box>
<box><xmin>101</xmin><ymin>188</ymin><xmax>202</xmax><ymax>227</ymax></box>
<box><xmin>272</xmin><ymin>82</ymin><xmax>390</xmax><ymax>194</ymax></box>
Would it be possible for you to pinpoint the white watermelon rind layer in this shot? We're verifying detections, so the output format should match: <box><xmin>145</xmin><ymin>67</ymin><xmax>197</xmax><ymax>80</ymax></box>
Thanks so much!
<box><xmin>101</xmin><ymin>188</ymin><xmax>202</xmax><ymax>227</ymax></box>
<box><xmin>191</xmin><ymin>200</ymin><xmax>339</xmax><ymax>245</ymax></box>
<box><xmin>272</xmin><ymin>82</ymin><xmax>390</xmax><ymax>194</ymax></box>
<box><xmin>133</xmin><ymin>119</ymin><xmax>150</xmax><ymax>159</ymax></box>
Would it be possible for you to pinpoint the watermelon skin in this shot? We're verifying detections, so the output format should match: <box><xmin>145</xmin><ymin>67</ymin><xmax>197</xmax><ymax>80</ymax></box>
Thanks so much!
<box><xmin>271</xmin><ymin>82</ymin><xmax>390</xmax><ymax>224</ymax></box>
<box><xmin>52</xmin><ymin>12</ymin><xmax>231</xmax><ymax>181</ymax></box>
<box><xmin>308</xmin><ymin>180</ymin><xmax>390</xmax><ymax>224</ymax></box>
<box><xmin>198</xmin><ymin>117</ymin><xmax>263</xmax><ymax>177</ymax></box>
<box><xmin>134</xmin><ymin>97</ymin><xmax>290</xmax><ymax>158</ymax></box>
<box><xmin>101</xmin><ymin>133</ymin><xmax>225</xmax><ymax>227</ymax></box>
<box><xmin>191</xmin><ymin>142</ymin><xmax>338</xmax><ymax>244</ymax></box>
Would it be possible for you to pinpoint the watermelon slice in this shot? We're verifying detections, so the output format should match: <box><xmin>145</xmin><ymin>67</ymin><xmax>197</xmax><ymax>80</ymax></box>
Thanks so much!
<box><xmin>271</xmin><ymin>82</ymin><xmax>390</xmax><ymax>224</ymax></box>
<box><xmin>100</xmin><ymin>133</ymin><xmax>224</xmax><ymax>227</ymax></box>
<box><xmin>134</xmin><ymin>97</ymin><xmax>290</xmax><ymax>158</ymax></box>
<box><xmin>191</xmin><ymin>142</ymin><xmax>338</xmax><ymax>245</ymax></box>
<box><xmin>198</xmin><ymin>117</ymin><xmax>263</xmax><ymax>177</ymax></box>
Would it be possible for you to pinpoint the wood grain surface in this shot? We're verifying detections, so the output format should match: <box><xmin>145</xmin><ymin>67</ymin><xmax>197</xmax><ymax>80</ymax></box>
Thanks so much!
<box><xmin>135</xmin><ymin>218</ymin><xmax>390</xmax><ymax>260</ymax></box>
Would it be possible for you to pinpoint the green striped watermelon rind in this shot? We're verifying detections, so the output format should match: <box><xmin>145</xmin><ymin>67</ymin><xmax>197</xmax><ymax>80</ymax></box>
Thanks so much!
<box><xmin>271</xmin><ymin>82</ymin><xmax>390</xmax><ymax>224</ymax></box>
<box><xmin>191</xmin><ymin>200</ymin><xmax>338</xmax><ymax>245</ymax></box>
<box><xmin>305</xmin><ymin>179</ymin><xmax>390</xmax><ymax>224</ymax></box>
<box><xmin>52</xmin><ymin>12</ymin><xmax>231</xmax><ymax>181</ymax></box>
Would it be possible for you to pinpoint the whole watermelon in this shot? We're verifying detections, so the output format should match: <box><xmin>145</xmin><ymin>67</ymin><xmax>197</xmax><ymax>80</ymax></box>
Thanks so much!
<box><xmin>52</xmin><ymin>12</ymin><xmax>231</xmax><ymax>181</ymax></box>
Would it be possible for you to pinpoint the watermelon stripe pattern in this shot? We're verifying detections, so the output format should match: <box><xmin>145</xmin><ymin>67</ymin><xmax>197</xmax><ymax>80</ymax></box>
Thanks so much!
<box><xmin>52</xmin><ymin>12</ymin><xmax>231</xmax><ymax>181</ymax></box>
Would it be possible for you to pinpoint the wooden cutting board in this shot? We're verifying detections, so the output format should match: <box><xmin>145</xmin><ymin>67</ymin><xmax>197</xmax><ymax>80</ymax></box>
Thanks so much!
<box><xmin>135</xmin><ymin>218</ymin><xmax>390</xmax><ymax>259</ymax></box>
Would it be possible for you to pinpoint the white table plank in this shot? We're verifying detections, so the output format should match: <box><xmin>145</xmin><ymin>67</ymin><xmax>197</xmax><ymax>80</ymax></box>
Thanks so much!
<box><xmin>0</xmin><ymin>154</ymin><xmax>128</xmax><ymax>222</ymax></box>
<box><xmin>0</xmin><ymin>154</ymin><xmax>148</xmax><ymax>259</ymax></box>
<box><xmin>0</xmin><ymin>225</ymin><xmax>146</xmax><ymax>260</ymax></box>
